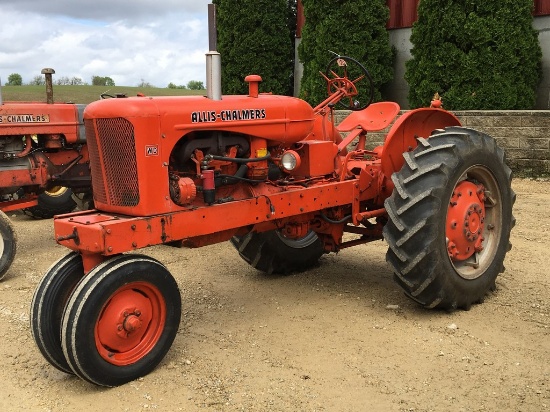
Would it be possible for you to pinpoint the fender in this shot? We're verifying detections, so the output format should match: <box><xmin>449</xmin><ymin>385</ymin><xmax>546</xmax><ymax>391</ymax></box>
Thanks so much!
<box><xmin>380</xmin><ymin>108</ymin><xmax>461</xmax><ymax>179</ymax></box>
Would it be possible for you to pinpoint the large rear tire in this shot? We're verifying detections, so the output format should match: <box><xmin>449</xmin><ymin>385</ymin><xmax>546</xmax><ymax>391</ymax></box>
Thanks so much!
<box><xmin>24</xmin><ymin>186</ymin><xmax>76</xmax><ymax>219</ymax></box>
<box><xmin>0</xmin><ymin>210</ymin><xmax>16</xmax><ymax>280</ymax></box>
<box><xmin>30</xmin><ymin>252</ymin><xmax>84</xmax><ymax>373</ymax></box>
<box><xmin>383</xmin><ymin>127</ymin><xmax>515</xmax><ymax>310</ymax></box>
<box><xmin>231</xmin><ymin>230</ymin><xmax>324</xmax><ymax>275</ymax></box>
<box><xmin>61</xmin><ymin>254</ymin><xmax>181</xmax><ymax>387</ymax></box>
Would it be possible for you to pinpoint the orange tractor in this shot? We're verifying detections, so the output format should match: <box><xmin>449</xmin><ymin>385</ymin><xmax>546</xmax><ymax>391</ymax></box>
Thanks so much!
<box><xmin>0</xmin><ymin>69</ymin><xmax>91</xmax><ymax>279</ymax></box>
<box><xmin>30</xmin><ymin>40</ymin><xmax>515</xmax><ymax>385</ymax></box>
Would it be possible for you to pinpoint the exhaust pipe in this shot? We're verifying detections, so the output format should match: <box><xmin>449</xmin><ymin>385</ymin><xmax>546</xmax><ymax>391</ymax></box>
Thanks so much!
<box><xmin>0</xmin><ymin>76</ymin><xmax>3</xmax><ymax>105</ymax></box>
<box><xmin>41</xmin><ymin>68</ymin><xmax>55</xmax><ymax>104</ymax></box>
<box><xmin>206</xmin><ymin>4</ymin><xmax>221</xmax><ymax>101</ymax></box>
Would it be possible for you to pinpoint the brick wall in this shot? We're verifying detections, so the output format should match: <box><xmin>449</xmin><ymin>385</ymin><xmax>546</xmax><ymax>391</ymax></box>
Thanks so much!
<box><xmin>335</xmin><ymin>110</ymin><xmax>550</xmax><ymax>176</ymax></box>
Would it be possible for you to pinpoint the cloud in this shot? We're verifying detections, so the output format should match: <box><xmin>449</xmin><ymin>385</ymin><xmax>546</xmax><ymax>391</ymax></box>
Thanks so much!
<box><xmin>2</xmin><ymin>0</ymin><xmax>210</xmax><ymax>23</ymax></box>
<box><xmin>0</xmin><ymin>0</ymin><xmax>213</xmax><ymax>88</ymax></box>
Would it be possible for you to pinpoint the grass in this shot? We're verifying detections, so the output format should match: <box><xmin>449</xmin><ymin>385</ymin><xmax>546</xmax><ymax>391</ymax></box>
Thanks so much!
<box><xmin>0</xmin><ymin>85</ymin><xmax>205</xmax><ymax>104</ymax></box>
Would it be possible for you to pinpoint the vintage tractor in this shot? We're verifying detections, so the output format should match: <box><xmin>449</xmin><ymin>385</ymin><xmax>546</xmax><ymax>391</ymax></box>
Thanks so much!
<box><xmin>29</xmin><ymin>46</ymin><xmax>515</xmax><ymax>386</ymax></box>
<box><xmin>0</xmin><ymin>69</ymin><xmax>91</xmax><ymax>279</ymax></box>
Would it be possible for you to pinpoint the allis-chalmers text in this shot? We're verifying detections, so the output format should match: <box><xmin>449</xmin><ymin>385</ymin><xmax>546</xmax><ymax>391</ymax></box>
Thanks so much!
<box><xmin>0</xmin><ymin>114</ymin><xmax>50</xmax><ymax>124</ymax></box>
<box><xmin>191</xmin><ymin>109</ymin><xmax>266</xmax><ymax>123</ymax></box>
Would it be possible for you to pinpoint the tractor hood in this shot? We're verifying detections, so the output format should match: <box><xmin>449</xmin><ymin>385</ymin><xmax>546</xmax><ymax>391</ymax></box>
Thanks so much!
<box><xmin>84</xmin><ymin>94</ymin><xmax>316</xmax><ymax>144</ymax></box>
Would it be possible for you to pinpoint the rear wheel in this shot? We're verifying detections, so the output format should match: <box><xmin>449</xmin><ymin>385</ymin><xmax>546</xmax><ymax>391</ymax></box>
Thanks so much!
<box><xmin>24</xmin><ymin>186</ymin><xmax>76</xmax><ymax>219</ymax></box>
<box><xmin>231</xmin><ymin>230</ymin><xmax>324</xmax><ymax>275</ymax></box>
<box><xmin>30</xmin><ymin>252</ymin><xmax>84</xmax><ymax>373</ymax></box>
<box><xmin>383</xmin><ymin>127</ymin><xmax>515</xmax><ymax>310</ymax></box>
<box><xmin>61</xmin><ymin>254</ymin><xmax>181</xmax><ymax>387</ymax></box>
<box><xmin>0</xmin><ymin>210</ymin><xmax>16</xmax><ymax>280</ymax></box>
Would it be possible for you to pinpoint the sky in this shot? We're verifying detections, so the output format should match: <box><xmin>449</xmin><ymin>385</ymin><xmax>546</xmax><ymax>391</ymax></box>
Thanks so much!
<box><xmin>0</xmin><ymin>0</ymin><xmax>213</xmax><ymax>87</ymax></box>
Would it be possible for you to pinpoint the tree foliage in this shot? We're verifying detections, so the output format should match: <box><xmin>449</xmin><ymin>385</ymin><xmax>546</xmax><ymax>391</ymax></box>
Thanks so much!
<box><xmin>137</xmin><ymin>79</ymin><xmax>153</xmax><ymax>88</ymax></box>
<box><xmin>7</xmin><ymin>73</ymin><xmax>23</xmax><ymax>86</ymax></box>
<box><xmin>298</xmin><ymin>0</ymin><xmax>393</xmax><ymax>106</ymax></box>
<box><xmin>28</xmin><ymin>75</ymin><xmax>45</xmax><ymax>86</ymax></box>
<box><xmin>405</xmin><ymin>0</ymin><xmax>542</xmax><ymax>110</ymax></box>
<box><xmin>168</xmin><ymin>82</ymin><xmax>186</xmax><ymax>89</ymax></box>
<box><xmin>213</xmin><ymin>0</ymin><xmax>295</xmax><ymax>95</ymax></box>
<box><xmin>56</xmin><ymin>76</ymin><xmax>84</xmax><ymax>86</ymax></box>
<box><xmin>186</xmin><ymin>80</ymin><xmax>205</xmax><ymax>90</ymax></box>
<box><xmin>92</xmin><ymin>76</ymin><xmax>115</xmax><ymax>87</ymax></box>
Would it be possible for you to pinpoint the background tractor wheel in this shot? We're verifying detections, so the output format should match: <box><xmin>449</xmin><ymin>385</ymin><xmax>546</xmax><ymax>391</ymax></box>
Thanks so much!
<box><xmin>24</xmin><ymin>186</ymin><xmax>76</xmax><ymax>219</ymax></box>
<box><xmin>231</xmin><ymin>230</ymin><xmax>324</xmax><ymax>275</ymax></box>
<box><xmin>30</xmin><ymin>252</ymin><xmax>84</xmax><ymax>373</ymax></box>
<box><xmin>61</xmin><ymin>254</ymin><xmax>181</xmax><ymax>387</ymax></box>
<box><xmin>0</xmin><ymin>210</ymin><xmax>17</xmax><ymax>280</ymax></box>
<box><xmin>383</xmin><ymin>127</ymin><xmax>515</xmax><ymax>310</ymax></box>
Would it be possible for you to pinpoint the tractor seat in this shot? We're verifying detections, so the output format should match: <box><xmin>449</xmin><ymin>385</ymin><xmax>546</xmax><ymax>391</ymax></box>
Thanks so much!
<box><xmin>337</xmin><ymin>102</ymin><xmax>400</xmax><ymax>132</ymax></box>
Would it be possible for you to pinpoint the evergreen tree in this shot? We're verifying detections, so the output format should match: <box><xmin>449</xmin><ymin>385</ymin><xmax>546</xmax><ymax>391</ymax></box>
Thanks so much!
<box><xmin>298</xmin><ymin>0</ymin><xmax>393</xmax><ymax>106</ymax></box>
<box><xmin>406</xmin><ymin>0</ymin><xmax>542</xmax><ymax>110</ymax></box>
<box><xmin>213</xmin><ymin>0</ymin><xmax>295</xmax><ymax>95</ymax></box>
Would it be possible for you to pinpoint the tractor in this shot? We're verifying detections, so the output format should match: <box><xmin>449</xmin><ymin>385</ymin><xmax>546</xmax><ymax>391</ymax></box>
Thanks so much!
<box><xmin>0</xmin><ymin>69</ymin><xmax>92</xmax><ymax>279</ymax></box>
<box><xmin>29</xmin><ymin>21</ymin><xmax>515</xmax><ymax>386</ymax></box>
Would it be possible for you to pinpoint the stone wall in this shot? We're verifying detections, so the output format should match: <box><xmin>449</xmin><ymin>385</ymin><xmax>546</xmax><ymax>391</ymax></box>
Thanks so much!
<box><xmin>454</xmin><ymin>111</ymin><xmax>550</xmax><ymax>176</ymax></box>
<box><xmin>335</xmin><ymin>110</ymin><xmax>550</xmax><ymax>176</ymax></box>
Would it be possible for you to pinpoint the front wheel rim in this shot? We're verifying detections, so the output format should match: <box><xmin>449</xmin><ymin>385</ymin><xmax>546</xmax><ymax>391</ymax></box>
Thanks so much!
<box><xmin>95</xmin><ymin>281</ymin><xmax>166</xmax><ymax>366</ymax></box>
<box><xmin>446</xmin><ymin>165</ymin><xmax>502</xmax><ymax>280</ymax></box>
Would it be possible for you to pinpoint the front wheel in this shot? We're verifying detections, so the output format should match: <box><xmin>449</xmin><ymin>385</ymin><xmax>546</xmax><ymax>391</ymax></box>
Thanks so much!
<box><xmin>0</xmin><ymin>210</ymin><xmax>16</xmax><ymax>280</ymax></box>
<box><xmin>383</xmin><ymin>127</ymin><xmax>515</xmax><ymax>310</ymax></box>
<box><xmin>30</xmin><ymin>252</ymin><xmax>84</xmax><ymax>373</ymax></box>
<box><xmin>61</xmin><ymin>254</ymin><xmax>181</xmax><ymax>386</ymax></box>
<box><xmin>231</xmin><ymin>230</ymin><xmax>324</xmax><ymax>275</ymax></box>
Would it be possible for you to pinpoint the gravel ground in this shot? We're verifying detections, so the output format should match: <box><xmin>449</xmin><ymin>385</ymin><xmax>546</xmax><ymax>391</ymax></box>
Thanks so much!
<box><xmin>0</xmin><ymin>178</ymin><xmax>548</xmax><ymax>412</ymax></box>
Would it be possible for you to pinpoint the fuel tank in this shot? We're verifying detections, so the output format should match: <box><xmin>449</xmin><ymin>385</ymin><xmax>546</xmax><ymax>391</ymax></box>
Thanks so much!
<box><xmin>83</xmin><ymin>94</ymin><xmax>315</xmax><ymax>145</ymax></box>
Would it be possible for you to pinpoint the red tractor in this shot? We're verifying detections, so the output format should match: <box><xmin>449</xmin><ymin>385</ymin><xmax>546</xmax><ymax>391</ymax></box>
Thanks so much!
<box><xmin>29</xmin><ymin>51</ymin><xmax>514</xmax><ymax>386</ymax></box>
<box><xmin>0</xmin><ymin>69</ymin><xmax>91</xmax><ymax>279</ymax></box>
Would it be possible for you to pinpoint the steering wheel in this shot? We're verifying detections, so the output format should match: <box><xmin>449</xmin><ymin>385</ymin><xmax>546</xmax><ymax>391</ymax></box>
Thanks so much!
<box><xmin>323</xmin><ymin>56</ymin><xmax>374</xmax><ymax>111</ymax></box>
<box><xmin>100</xmin><ymin>93</ymin><xmax>116</xmax><ymax>99</ymax></box>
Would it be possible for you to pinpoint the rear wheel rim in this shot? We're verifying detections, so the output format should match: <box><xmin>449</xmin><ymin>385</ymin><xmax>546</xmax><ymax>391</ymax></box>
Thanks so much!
<box><xmin>275</xmin><ymin>230</ymin><xmax>318</xmax><ymax>248</ymax></box>
<box><xmin>446</xmin><ymin>165</ymin><xmax>502</xmax><ymax>280</ymax></box>
<box><xmin>44</xmin><ymin>186</ymin><xmax>69</xmax><ymax>197</ymax></box>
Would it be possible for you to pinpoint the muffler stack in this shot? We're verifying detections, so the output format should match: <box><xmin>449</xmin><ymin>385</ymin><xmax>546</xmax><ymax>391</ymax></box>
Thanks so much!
<box><xmin>206</xmin><ymin>4</ymin><xmax>221</xmax><ymax>101</ymax></box>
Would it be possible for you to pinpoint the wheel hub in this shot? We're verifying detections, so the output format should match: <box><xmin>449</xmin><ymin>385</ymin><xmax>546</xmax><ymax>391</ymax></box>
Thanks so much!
<box><xmin>447</xmin><ymin>181</ymin><xmax>486</xmax><ymax>261</ymax></box>
<box><xmin>120</xmin><ymin>312</ymin><xmax>143</xmax><ymax>336</ymax></box>
<box><xmin>96</xmin><ymin>289</ymin><xmax>153</xmax><ymax>355</ymax></box>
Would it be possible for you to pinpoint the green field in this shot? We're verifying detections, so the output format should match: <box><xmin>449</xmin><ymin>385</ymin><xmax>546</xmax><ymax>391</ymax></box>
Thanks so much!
<box><xmin>0</xmin><ymin>84</ymin><xmax>205</xmax><ymax>104</ymax></box>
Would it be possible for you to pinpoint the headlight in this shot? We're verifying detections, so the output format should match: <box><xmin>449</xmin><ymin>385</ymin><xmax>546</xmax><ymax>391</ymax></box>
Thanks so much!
<box><xmin>281</xmin><ymin>150</ymin><xmax>301</xmax><ymax>171</ymax></box>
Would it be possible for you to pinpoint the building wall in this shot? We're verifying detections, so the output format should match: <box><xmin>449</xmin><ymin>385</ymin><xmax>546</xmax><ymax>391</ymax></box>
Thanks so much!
<box><xmin>533</xmin><ymin>16</ymin><xmax>550</xmax><ymax>109</ymax></box>
<box><xmin>381</xmin><ymin>28</ymin><xmax>413</xmax><ymax>108</ymax></box>
<box><xmin>386</xmin><ymin>15</ymin><xmax>550</xmax><ymax>109</ymax></box>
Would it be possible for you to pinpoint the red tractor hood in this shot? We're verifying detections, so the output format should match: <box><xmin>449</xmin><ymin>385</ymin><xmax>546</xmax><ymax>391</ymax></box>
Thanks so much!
<box><xmin>84</xmin><ymin>94</ymin><xmax>316</xmax><ymax>144</ymax></box>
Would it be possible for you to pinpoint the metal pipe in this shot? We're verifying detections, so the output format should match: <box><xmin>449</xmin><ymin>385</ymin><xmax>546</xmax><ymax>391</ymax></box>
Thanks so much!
<box><xmin>0</xmin><ymin>76</ymin><xmax>3</xmax><ymax>105</ymax></box>
<box><xmin>206</xmin><ymin>52</ymin><xmax>222</xmax><ymax>101</ymax></box>
<box><xmin>206</xmin><ymin>4</ymin><xmax>222</xmax><ymax>101</ymax></box>
<box><xmin>208</xmin><ymin>3</ymin><xmax>217</xmax><ymax>51</ymax></box>
<box><xmin>41</xmin><ymin>68</ymin><xmax>55</xmax><ymax>104</ymax></box>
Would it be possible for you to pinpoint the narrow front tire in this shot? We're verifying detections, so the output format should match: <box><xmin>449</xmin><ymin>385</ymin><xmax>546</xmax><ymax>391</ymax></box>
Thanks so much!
<box><xmin>61</xmin><ymin>254</ymin><xmax>181</xmax><ymax>387</ymax></box>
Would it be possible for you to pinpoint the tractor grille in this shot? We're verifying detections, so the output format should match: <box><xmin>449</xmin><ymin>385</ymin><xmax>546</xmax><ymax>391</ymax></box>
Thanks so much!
<box><xmin>85</xmin><ymin>118</ymin><xmax>140</xmax><ymax>207</ymax></box>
